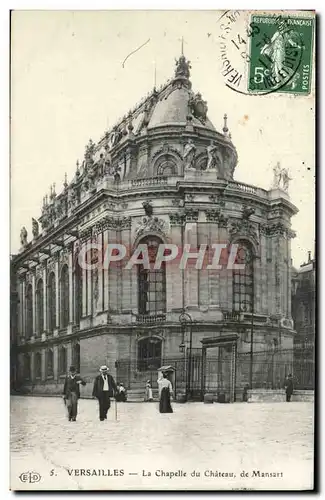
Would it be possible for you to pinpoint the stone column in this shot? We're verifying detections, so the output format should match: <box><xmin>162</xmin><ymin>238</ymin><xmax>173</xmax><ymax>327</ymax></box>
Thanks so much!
<box><xmin>207</xmin><ymin>221</ymin><xmax>220</xmax><ymax>307</ymax></box>
<box><xmin>121</xmin><ymin>224</ymin><xmax>132</xmax><ymax>313</ymax></box>
<box><xmin>103</xmin><ymin>228</ymin><xmax>109</xmax><ymax>312</ymax></box>
<box><xmin>108</xmin><ymin>228</ymin><xmax>118</xmax><ymax>313</ymax></box>
<box><xmin>32</xmin><ymin>273</ymin><xmax>36</xmax><ymax>335</ymax></box>
<box><xmin>82</xmin><ymin>260</ymin><xmax>87</xmax><ymax>317</ymax></box>
<box><xmin>169</xmin><ymin>218</ymin><xmax>184</xmax><ymax>311</ymax></box>
<box><xmin>30</xmin><ymin>351</ymin><xmax>35</xmax><ymax>382</ymax></box>
<box><xmin>96</xmin><ymin>232</ymin><xmax>104</xmax><ymax>313</ymax></box>
<box><xmin>198</xmin><ymin>223</ymin><xmax>209</xmax><ymax>306</ymax></box>
<box><xmin>53</xmin><ymin>345</ymin><xmax>59</xmax><ymax>382</ymax></box>
<box><xmin>287</xmin><ymin>237</ymin><xmax>292</xmax><ymax>319</ymax></box>
<box><xmin>183</xmin><ymin>216</ymin><xmax>199</xmax><ymax>309</ymax></box>
<box><xmin>42</xmin><ymin>266</ymin><xmax>47</xmax><ymax>333</ymax></box>
<box><xmin>218</xmin><ymin>221</ymin><xmax>229</xmax><ymax>311</ymax></box>
<box><xmin>17</xmin><ymin>279</ymin><xmax>22</xmax><ymax>336</ymax></box>
<box><xmin>41</xmin><ymin>348</ymin><xmax>46</xmax><ymax>381</ymax></box>
<box><xmin>55</xmin><ymin>258</ymin><xmax>60</xmax><ymax>328</ymax></box>
<box><xmin>68</xmin><ymin>250</ymin><xmax>74</xmax><ymax>323</ymax></box>
<box><xmin>21</xmin><ymin>280</ymin><xmax>25</xmax><ymax>338</ymax></box>
<box><xmin>260</xmin><ymin>233</ymin><xmax>268</xmax><ymax>315</ymax></box>
<box><xmin>87</xmin><ymin>238</ymin><xmax>92</xmax><ymax>317</ymax></box>
<box><xmin>67</xmin><ymin>342</ymin><xmax>73</xmax><ymax>369</ymax></box>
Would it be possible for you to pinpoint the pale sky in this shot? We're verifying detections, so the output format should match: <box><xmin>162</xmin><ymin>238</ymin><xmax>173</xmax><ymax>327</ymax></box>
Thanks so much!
<box><xmin>10</xmin><ymin>10</ymin><xmax>315</xmax><ymax>266</ymax></box>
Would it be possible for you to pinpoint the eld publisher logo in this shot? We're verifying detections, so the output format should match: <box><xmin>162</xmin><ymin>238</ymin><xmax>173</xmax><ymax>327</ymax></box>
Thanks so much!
<box><xmin>19</xmin><ymin>471</ymin><xmax>41</xmax><ymax>484</ymax></box>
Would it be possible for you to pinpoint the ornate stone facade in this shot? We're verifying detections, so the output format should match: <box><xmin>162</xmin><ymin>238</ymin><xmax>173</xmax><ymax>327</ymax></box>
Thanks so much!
<box><xmin>11</xmin><ymin>53</ymin><xmax>298</xmax><ymax>399</ymax></box>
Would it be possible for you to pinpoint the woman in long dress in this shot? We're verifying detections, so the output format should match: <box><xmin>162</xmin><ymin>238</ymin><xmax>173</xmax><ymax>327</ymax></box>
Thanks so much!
<box><xmin>144</xmin><ymin>380</ymin><xmax>153</xmax><ymax>402</ymax></box>
<box><xmin>158</xmin><ymin>372</ymin><xmax>173</xmax><ymax>413</ymax></box>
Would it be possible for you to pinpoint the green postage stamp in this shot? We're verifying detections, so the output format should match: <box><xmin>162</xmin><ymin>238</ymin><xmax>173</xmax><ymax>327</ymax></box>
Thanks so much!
<box><xmin>248</xmin><ymin>13</ymin><xmax>315</xmax><ymax>94</ymax></box>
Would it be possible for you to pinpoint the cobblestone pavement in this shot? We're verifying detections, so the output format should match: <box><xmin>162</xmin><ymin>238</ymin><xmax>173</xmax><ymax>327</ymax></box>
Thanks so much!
<box><xmin>10</xmin><ymin>396</ymin><xmax>314</xmax><ymax>491</ymax></box>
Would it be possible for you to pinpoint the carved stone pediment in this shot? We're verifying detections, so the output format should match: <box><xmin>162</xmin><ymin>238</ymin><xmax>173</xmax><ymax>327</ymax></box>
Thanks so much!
<box><xmin>135</xmin><ymin>216</ymin><xmax>168</xmax><ymax>238</ymax></box>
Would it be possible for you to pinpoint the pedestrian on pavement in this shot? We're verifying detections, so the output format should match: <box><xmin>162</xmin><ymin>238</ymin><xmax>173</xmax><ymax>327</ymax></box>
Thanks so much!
<box><xmin>284</xmin><ymin>373</ymin><xmax>294</xmax><ymax>402</ymax></box>
<box><xmin>116</xmin><ymin>382</ymin><xmax>127</xmax><ymax>402</ymax></box>
<box><xmin>92</xmin><ymin>365</ymin><xmax>117</xmax><ymax>421</ymax></box>
<box><xmin>144</xmin><ymin>380</ymin><xmax>153</xmax><ymax>402</ymax></box>
<box><xmin>62</xmin><ymin>366</ymin><xmax>86</xmax><ymax>422</ymax></box>
<box><xmin>158</xmin><ymin>372</ymin><xmax>173</xmax><ymax>413</ymax></box>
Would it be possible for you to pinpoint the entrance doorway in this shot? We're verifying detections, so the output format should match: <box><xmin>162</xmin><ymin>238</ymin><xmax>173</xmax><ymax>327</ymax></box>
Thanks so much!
<box><xmin>201</xmin><ymin>334</ymin><xmax>238</xmax><ymax>402</ymax></box>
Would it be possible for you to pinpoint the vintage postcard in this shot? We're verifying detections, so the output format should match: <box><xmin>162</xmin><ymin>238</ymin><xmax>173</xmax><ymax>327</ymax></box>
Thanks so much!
<box><xmin>10</xmin><ymin>9</ymin><xmax>315</xmax><ymax>491</ymax></box>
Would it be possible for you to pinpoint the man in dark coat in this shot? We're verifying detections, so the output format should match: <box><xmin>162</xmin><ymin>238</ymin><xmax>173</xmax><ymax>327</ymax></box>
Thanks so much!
<box><xmin>284</xmin><ymin>373</ymin><xmax>294</xmax><ymax>402</ymax></box>
<box><xmin>92</xmin><ymin>365</ymin><xmax>117</xmax><ymax>421</ymax></box>
<box><xmin>62</xmin><ymin>366</ymin><xmax>86</xmax><ymax>421</ymax></box>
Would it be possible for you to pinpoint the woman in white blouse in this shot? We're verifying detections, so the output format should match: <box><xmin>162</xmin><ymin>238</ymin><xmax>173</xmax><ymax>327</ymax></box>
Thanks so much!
<box><xmin>157</xmin><ymin>372</ymin><xmax>173</xmax><ymax>413</ymax></box>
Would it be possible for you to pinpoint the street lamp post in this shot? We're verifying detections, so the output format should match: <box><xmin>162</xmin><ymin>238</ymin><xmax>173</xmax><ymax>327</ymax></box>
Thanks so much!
<box><xmin>179</xmin><ymin>311</ymin><xmax>193</xmax><ymax>400</ymax></box>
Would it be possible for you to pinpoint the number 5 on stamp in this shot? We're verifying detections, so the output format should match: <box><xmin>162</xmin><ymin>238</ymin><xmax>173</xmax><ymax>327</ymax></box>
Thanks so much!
<box><xmin>247</xmin><ymin>13</ymin><xmax>315</xmax><ymax>95</ymax></box>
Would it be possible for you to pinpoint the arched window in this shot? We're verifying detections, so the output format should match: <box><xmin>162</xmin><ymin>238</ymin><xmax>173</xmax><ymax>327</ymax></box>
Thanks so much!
<box><xmin>25</xmin><ymin>284</ymin><xmax>33</xmax><ymax>339</ymax></box>
<box><xmin>74</xmin><ymin>261</ymin><xmax>83</xmax><ymax>325</ymax></box>
<box><xmin>60</xmin><ymin>265</ymin><xmax>69</xmax><ymax>328</ymax></box>
<box><xmin>47</xmin><ymin>272</ymin><xmax>56</xmax><ymax>333</ymax></box>
<box><xmin>34</xmin><ymin>352</ymin><xmax>42</xmax><ymax>379</ymax></box>
<box><xmin>23</xmin><ymin>353</ymin><xmax>31</xmax><ymax>380</ymax></box>
<box><xmin>46</xmin><ymin>349</ymin><xmax>54</xmax><ymax>378</ymax></box>
<box><xmin>35</xmin><ymin>279</ymin><xmax>44</xmax><ymax>336</ymax></box>
<box><xmin>233</xmin><ymin>241</ymin><xmax>254</xmax><ymax>313</ymax></box>
<box><xmin>138</xmin><ymin>236</ymin><xmax>166</xmax><ymax>317</ymax></box>
<box><xmin>58</xmin><ymin>346</ymin><xmax>67</xmax><ymax>375</ymax></box>
<box><xmin>72</xmin><ymin>343</ymin><xmax>80</xmax><ymax>373</ymax></box>
<box><xmin>137</xmin><ymin>337</ymin><xmax>162</xmax><ymax>371</ymax></box>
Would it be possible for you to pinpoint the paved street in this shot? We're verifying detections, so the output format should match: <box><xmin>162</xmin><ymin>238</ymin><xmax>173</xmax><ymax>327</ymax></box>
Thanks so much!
<box><xmin>10</xmin><ymin>396</ymin><xmax>314</xmax><ymax>491</ymax></box>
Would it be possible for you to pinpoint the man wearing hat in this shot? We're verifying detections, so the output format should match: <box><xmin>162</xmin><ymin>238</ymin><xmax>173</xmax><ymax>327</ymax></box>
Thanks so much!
<box><xmin>62</xmin><ymin>366</ymin><xmax>87</xmax><ymax>422</ymax></box>
<box><xmin>92</xmin><ymin>365</ymin><xmax>117</xmax><ymax>421</ymax></box>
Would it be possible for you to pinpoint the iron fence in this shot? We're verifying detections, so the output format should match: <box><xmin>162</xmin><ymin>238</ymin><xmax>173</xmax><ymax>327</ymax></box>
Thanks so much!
<box><xmin>115</xmin><ymin>344</ymin><xmax>314</xmax><ymax>399</ymax></box>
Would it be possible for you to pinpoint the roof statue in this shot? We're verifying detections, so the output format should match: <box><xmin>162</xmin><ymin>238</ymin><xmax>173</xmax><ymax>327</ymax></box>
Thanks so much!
<box><xmin>175</xmin><ymin>54</ymin><xmax>191</xmax><ymax>79</ymax></box>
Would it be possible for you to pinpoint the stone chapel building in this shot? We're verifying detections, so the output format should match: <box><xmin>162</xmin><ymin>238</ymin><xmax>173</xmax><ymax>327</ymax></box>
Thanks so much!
<box><xmin>10</xmin><ymin>53</ymin><xmax>298</xmax><ymax>401</ymax></box>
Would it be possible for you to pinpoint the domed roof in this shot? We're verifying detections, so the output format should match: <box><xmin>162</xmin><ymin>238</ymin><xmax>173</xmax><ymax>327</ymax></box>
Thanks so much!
<box><xmin>148</xmin><ymin>85</ymin><xmax>216</xmax><ymax>132</ymax></box>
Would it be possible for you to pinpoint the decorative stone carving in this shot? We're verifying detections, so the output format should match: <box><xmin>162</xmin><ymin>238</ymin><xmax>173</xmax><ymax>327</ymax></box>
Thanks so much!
<box><xmin>32</xmin><ymin>218</ymin><xmax>39</xmax><ymax>239</ymax></box>
<box><xmin>281</xmin><ymin>168</ymin><xmax>292</xmax><ymax>192</ymax></box>
<box><xmin>242</xmin><ymin>205</ymin><xmax>255</xmax><ymax>220</ymax></box>
<box><xmin>205</xmin><ymin>209</ymin><xmax>228</xmax><ymax>227</ymax></box>
<box><xmin>229</xmin><ymin>219</ymin><xmax>259</xmax><ymax>243</ymax></box>
<box><xmin>20</xmin><ymin>227</ymin><xmax>28</xmax><ymax>247</ymax></box>
<box><xmin>185</xmin><ymin>193</ymin><xmax>195</xmax><ymax>203</ymax></box>
<box><xmin>272</xmin><ymin>163</ymin><xmax>292</xmax><ymax>192</ymax></box>
<box><xmin>172</xmin><ymin>198</ymin><xmax>185</xmax><ymax>208</ymax></box>
<box><xmin>80</xmin><ymin>227</ymin><xmax>93</xmax><ymax>243</ymax></box>
<box><xmin>93</xmin><ymin>216</ymin><xmax>132</xmax><ymax>234</ymax></box>
<box><xmin>206</xmin><ymin>142</ymin><xmax>218</xmax><ymax>170</ymax></box>
<box><xmin>183</xmin><ymin>139</ymin><xmax>196</xmax><ymax>171</ymax></box>
<box><xmin>261</xmin><ymin>222</ymin><xmax>295</xmax><ymax>238</ymax></box>
<box><xmin>272</xmin><ymin>162</ymin><xmax>282</xmax><ymax>188</ymax></box>
<box><xmin>188</xmin><ymin>92</ymin><xmax>208</xmax><ymax>123</ymax></box>
<box><xmin>143</xmin><ymin>200</ymin><xmax>153</xmax><ymax>217</ymax></box>
<box><xmin>135</xmin><ymin>216</ymin><xmax>167</xmax><ymax>238</ymax></box>
<box><xmin>185</xmin><ymin>209</ymin><xmax>198</xmax><ymax>222</ymax></box>
<box><xmin>175</xmin><ymin>54</ymin><xmax>191</xmax><ymax>79</ymax></box>
<box><xmin>170</xmin><ymin>213</ymin><xmax>186</xmax><ymax>226</ymax></box>
<box><xmin>68</xmin><ymin>183</ymin><xmax>79</xmax><ymax>210</ymax></box>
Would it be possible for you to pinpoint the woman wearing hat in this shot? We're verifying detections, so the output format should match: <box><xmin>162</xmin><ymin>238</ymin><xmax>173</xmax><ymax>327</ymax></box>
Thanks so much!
<box><xmin>62</xmin><ymin>366</ymin><xmax>86</xmax><ymax>422</ymax></box>
<box><xmin>92</xmin><ymin>366</ymin><xmax>117</xmax><ymax>421</ymax></box>
<box><xmin>158</xmin><ymin>372</ymin><xmax>173</xmax><ymax>413</ymax></box>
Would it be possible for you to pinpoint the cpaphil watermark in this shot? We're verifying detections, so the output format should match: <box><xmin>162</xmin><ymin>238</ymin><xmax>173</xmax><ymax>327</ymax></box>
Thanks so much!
<box><xmin>77</xmin><ymin>242</ymin><xmax>249</xmax><ymax>271</ymax></box>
